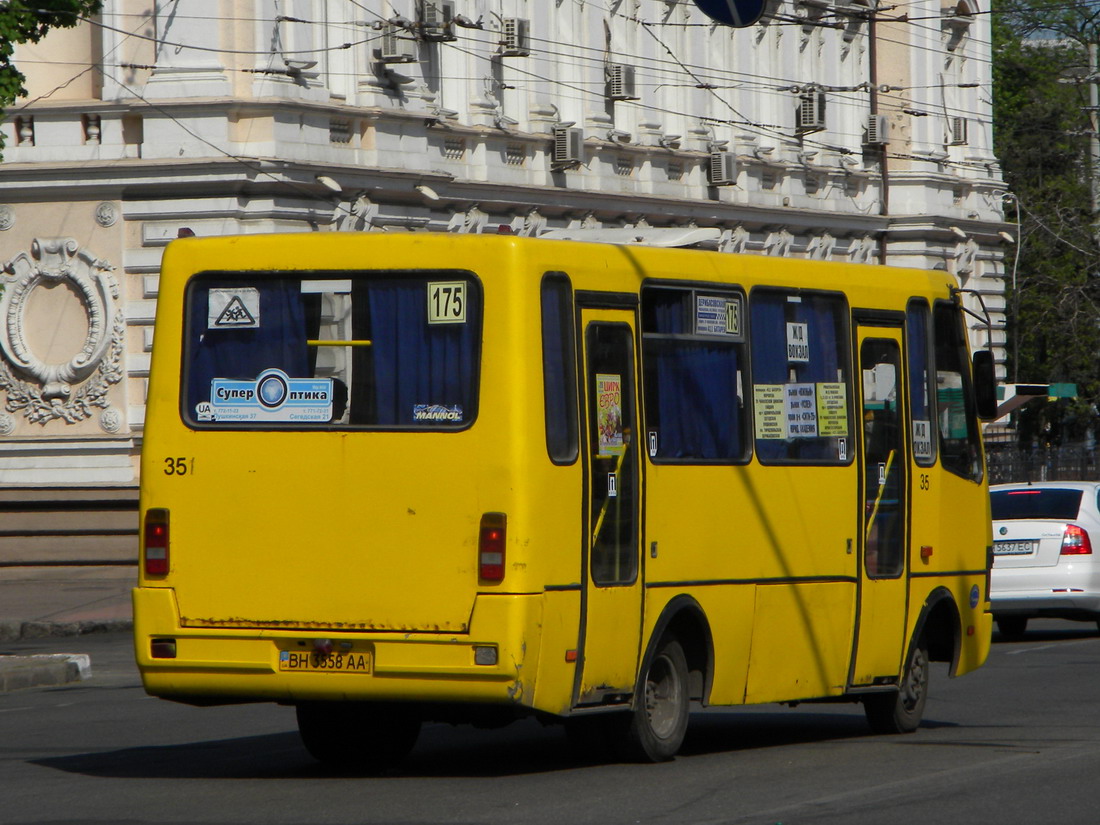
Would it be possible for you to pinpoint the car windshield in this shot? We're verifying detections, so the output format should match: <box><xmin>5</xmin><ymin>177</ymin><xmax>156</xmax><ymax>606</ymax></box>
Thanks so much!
<box><xmin>990</xmin><ymin>488</ymin><xmax>1084</xmax><ymax>521</ymax></box>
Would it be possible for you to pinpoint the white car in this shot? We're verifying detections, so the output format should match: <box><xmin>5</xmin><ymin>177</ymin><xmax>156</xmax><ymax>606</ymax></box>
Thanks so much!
<box><xmin>990</xmin><ymin>481</ymin><xmax>1100</xmax><ymax>640</ymax></box>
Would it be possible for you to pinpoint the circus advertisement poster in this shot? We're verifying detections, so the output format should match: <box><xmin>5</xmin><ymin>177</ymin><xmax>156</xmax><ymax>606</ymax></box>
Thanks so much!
<box><xmin>596</xmin><ymin>373</ymin><xmax>624</xmax><ymax>456</ymax></box>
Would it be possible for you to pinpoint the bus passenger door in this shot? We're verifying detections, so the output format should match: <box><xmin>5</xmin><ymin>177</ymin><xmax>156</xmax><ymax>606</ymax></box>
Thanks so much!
<box><xmin>575</xmin><ymin>310</ymin><xmax>644</xmax><ymax>706</ymax></box>
<box><xmin>851</xmin><ymin>327</ymin><xmax>909</xmax><ymax>686</ymax></box>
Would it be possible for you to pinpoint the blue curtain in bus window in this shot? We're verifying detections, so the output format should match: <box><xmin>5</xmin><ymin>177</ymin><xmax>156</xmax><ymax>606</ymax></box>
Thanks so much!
<box><xmin>367</xmin><ymin>280</ymin><xmax>478</xmax><ymax>427</ymax></box>
<box><xmin>650</xmin><ymin>292</ymin><xmax>688</xmax><ymax>334</ymax></box>
<box><xmin>643</xmin><ymin>290</ymin><xmax>741</xmax><ymax>461</ymax></box>
<box><xmin>649</xmin><ymin>341</ymin><xmax>740</xmax><ymax>459</ymax></box>
<box><xmin>187</xmin><ymin>279</ymin><xmax>309</xmax><ymax>409</ymax></box>
<box><xmin>803</xmin><ymin>299</ymin><xmax>841</xmax><ymax>383</ymax></box>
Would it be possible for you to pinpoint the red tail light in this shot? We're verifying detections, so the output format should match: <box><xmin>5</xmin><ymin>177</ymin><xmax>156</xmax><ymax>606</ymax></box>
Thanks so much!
<box><xmin>144</xmin><ymin>508</ymin><xmax>170</xmax><ymax>575</ymax></box>
<box><xmin>1061</xmin><ymin>524</ymin><xmax>1092</xmax><ymax>556</ymax></box>
<box><xmin>479</xmin><ymin>512</ymin><xmax>506</xmax><ymax>584</ymax></box>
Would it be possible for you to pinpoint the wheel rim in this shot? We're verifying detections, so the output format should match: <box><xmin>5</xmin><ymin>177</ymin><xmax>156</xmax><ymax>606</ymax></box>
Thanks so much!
<box><xmin>644</xmin><ymin>652</ymin><xmax>682</xmax><ymax>740</ymax></box>
<box><xmin>899</xmin><ymin>649</ymin><xmax>927</xmax><ymax>712</ymax></box>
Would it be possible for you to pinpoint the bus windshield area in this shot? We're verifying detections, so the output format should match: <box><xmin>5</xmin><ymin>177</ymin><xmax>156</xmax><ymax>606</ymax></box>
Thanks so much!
<box><xmin>183</xmin><ymin>271</ymin><xmax>481</xmax><ymax>429</ymax></box>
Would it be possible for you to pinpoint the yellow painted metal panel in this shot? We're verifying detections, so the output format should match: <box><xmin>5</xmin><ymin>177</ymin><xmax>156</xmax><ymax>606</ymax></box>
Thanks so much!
<box><xmin>744</xmin><ymin>583</ymin><xmax>855</xmax><ymax>704</ymax></box>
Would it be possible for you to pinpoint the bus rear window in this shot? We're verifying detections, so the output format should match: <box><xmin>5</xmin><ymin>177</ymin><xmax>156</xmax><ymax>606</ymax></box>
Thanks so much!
<box><xmin>183</xmin><ymin>271</ymin><xmax>481</xmax><ymax>429</ymax></box>
<box><xmin>990</xmin><ymin>489</ymin><xmax>1083</xmax><ymax>521</ymax></box>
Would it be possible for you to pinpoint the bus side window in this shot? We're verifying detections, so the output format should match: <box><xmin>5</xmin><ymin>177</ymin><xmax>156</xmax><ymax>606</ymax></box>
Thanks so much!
<box><xmin>641</xmin><ymin>285</ymin><xmax>748</xmax><ymax>463</ymax></box>
<box><xmin>932</xmin><ymin>302</ymin><xmax>984</xmax><ymax>482</ymax></box>
<box><xmin>541</xmin><ymin>273</ymin><xmax>578</xmax><ymax>463</ymax></box>
<box><xmin>749</xmin><ymin>289</ymin><xmax>853</xmax><ymax>464</ymax></box>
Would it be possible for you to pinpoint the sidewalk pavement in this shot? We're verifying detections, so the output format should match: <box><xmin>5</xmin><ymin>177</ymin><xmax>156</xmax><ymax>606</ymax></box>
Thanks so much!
<box><xmin>0</xmin><ymin>565</ymin><xmax>134</xmax><ymax>692</ymax></box>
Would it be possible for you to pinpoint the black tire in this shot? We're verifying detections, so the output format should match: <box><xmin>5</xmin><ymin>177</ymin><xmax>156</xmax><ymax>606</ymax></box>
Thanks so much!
<box><xmin>997</xmin><ymin>615</ymin><xmax>1029</xmax><ymax>641</ymax></box>
<box><xmin>296</xmin><ymin>702</ymin><xmax>421</xmax><ymax>773</ymax></box>
<box><xmin>617</xmin><ymin>636</ymin><xmax>690</xmax><ymax>762</ymax></box>
<box><xmin>863</xmin><ymin>641</ymin><xmax>929</xmax><ymax>735</ymax></box>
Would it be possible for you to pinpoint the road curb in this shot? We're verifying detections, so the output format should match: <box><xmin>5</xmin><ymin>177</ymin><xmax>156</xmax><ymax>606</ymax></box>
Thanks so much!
<box><xmin>0</xmin><ymin>618</ymin><xmax>132</xmax><ymax>642</ymax></box>
<box><xmin>0</xmin><ymin>653</ymin><xmax>92</xmax><ymax>692</ymax></box>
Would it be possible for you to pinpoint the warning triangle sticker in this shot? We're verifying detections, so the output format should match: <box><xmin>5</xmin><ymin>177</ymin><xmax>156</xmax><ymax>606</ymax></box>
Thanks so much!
<box><xmin>214</xmin><ymin>295</ymin><xmax>257</xmax><ymax>327</ymax></box>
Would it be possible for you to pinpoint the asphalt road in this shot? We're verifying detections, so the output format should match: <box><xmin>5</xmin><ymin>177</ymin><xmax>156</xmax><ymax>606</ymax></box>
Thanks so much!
<box><xmin>3</xmin><ymin>621</ymin><xmax>1100</xmax><ymax>825</ymax></box>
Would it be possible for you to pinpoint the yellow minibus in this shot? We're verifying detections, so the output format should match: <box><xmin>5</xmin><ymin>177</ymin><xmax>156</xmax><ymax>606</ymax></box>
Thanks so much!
<box><xmin>135</xmin><ymin>231</ymin><xmax>996</xmax><ymax>768</ymax></box>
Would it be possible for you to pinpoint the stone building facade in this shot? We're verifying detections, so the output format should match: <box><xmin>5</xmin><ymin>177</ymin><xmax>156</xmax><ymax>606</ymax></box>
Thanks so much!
<box><xmin>0</xmin><ymin>0</ymin><xmax>1009</xmax><ymax>491</ymax></box>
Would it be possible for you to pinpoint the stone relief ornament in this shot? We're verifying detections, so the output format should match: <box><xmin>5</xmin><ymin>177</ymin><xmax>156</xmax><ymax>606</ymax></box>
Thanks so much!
<box><xmin>100</xmin><ymin>406</ymin><xmax>123</xmax><ymax>433</ymax></box>
<box><xmin>94</xmin><ymin>201</ymin><xmax>118</xmax><ymax>228</ymax></box>
<box><xmin>0</xmin><ymin>205</ymin><xmax>14</xmax><ymax>231</ymax></box>
<box><xmin>0</xmin><ymin>238</ymin><xmax>125</xmax><ymax>426</ymax></box>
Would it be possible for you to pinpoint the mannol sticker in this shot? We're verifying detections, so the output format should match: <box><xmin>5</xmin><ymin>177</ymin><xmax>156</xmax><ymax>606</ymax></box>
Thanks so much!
<box><xmin>206</xmin><ymin>369</ymin><xmax>333</xmax><ymax>422</ymax></box>
<box><xmin>413</xmin><ymin>404</ymin><xmax>463</xmax><ymax>422</ymax></box>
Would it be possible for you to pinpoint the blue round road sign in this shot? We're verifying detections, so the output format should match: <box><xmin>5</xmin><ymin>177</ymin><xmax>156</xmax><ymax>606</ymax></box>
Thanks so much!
<box><xmin>692</xmin><ymin>0</ymin><xmax>766</xmax><ymax>27</ymax></box>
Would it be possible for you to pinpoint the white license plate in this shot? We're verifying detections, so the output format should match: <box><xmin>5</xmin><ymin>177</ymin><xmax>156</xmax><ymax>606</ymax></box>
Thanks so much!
<box><xmin>279</xmin><ymin>649</ymin><xmax>372</xmax><ymax>673</ymax></box>
<box><xmin>993</xmin><ymin>540</ymin><xmax>1037</xmax><ymax>555</ymax></box>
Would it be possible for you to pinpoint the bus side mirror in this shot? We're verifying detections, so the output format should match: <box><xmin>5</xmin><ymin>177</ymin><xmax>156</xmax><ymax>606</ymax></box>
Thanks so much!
<box><xmin>972</xmin><ymin>350</ymin><xmax>997</xmax><ymax>421</ymax></box>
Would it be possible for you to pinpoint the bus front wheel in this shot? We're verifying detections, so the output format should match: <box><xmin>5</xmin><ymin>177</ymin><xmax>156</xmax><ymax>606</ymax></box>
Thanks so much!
<box><xmin>863</xmin><ymin>641</ymin><xmax>929</xmax><ymax>735</ymax></box>
<box><xmin>618</xmin><ymin>636</ymin><xmax>690</xmax><ymax>762</ymax></box>
<box><xmin>296</xmin><ymin>702</ymin><xmax>421</xmax><ymax>773</ymax></box>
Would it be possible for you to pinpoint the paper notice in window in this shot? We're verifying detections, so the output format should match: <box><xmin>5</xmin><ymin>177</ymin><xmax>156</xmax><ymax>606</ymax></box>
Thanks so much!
<box><xmin>913</xmin><ymin>419</ymin><xmax>933</xmax><ymax>459</ymax></box>
<box><xmin>816</xmin><ymin>382</ymin><xmax>849</xmax><ymax>437</ymax></box>
<box><xmin>786</xmin><ymin>383</ymin><xmax>818</xmax><ymax>438</ymax></box>
<box><xmin>753</xmin><ymin>384</ymin><xmax>786</xmax><ymax>440</ymax></box>
<box><xmin>786</xmin><ymin>322</ymin><xmax>810</xmax><ymax>363</ymax></box>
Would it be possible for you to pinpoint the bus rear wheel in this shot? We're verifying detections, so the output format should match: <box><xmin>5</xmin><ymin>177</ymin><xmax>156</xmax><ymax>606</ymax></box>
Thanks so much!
<box><xmin>296</xmin><ymin>702</ymin><xmax>421</xmax><ymax>773</ymax></box>
<box><xmin>863</xmin><ymin>641</ymin><xmax>929</xmax><ymax>734</ymax></box>
<box><xmin>617</xmin><ymin>636</ymin><xmax>690</xmax><ymax>762</ymax></box>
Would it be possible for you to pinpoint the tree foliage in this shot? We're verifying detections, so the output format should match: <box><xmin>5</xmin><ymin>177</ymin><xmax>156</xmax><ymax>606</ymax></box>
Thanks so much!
<box><xmin>0</xmin><ymin>0</ymin><xmax>103</xmax><ymax>156</ymax></box>
<box><xmin>992</xmin><ymin>0</ymin><xmax>1100</xmax><ymax>444</ymax></box>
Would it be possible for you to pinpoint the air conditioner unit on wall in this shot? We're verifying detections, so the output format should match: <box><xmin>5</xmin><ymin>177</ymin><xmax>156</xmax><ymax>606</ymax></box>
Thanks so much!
<box><xmin>501</xmin><ymin>18</ymin><xmax>530</xmax><ymax>57</ymax></box>
<box><xmin>607</xmin><ymin>64</ymin><xmax>638</xmax><ymax>101</ymax></box>
<box><xmin>380</xmin><ymin>24</ymin><xmax>418</xmax><ymax>63</ymax></box>
<box><xmin>708</xmin><ymin>152</ymin><xmax>738</xmax><ymax>186</ymax></box>
<box><xmin>420</xmin><ymin>0</ymin><xmax>456</xmax><ymax>42</ymax></box>
<box><xmin>796</xmin><ymin>92</ymin><xmax>826</xmax><ymax>133</ymax></box>
<box><xmin>865</xmin><ymin>113</ymin><xmax>888</xmax><ymax>145</ymax></box>
<box><xmin>552</xmin><ymin>125</ymin><xmax>584</xmax><ymax>166</ymax></box>
<box><xmin>949</xmin><ymin>116</ymin><xmax>968</xmax><ymax>145</ymax></box>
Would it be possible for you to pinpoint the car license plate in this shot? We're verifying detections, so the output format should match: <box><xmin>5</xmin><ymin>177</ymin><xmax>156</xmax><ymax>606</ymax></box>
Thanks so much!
<box><xmin>279</xmin><ymin>649</ymin><xmax>372</xmax><ymax>673</ymax></box>
<box><xmin>993</xmin><ymin>540</ymin><xmax>1036</xmax><ymax>555</ymax></box>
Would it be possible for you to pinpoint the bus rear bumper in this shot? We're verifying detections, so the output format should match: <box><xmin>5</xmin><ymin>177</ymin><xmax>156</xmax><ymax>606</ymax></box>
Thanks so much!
<box><xmin>133</xmin><ymin>587</ymin><xmax>542</xmax><ymax>709</ymax></box>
